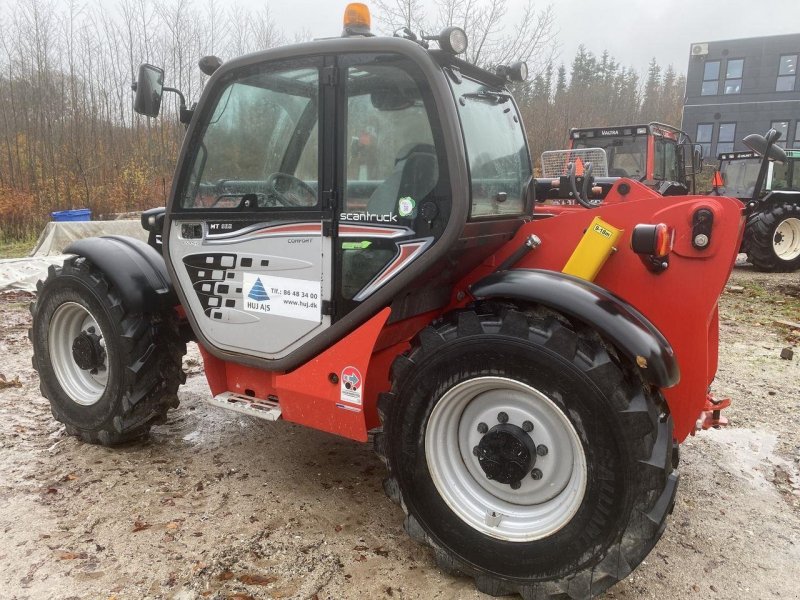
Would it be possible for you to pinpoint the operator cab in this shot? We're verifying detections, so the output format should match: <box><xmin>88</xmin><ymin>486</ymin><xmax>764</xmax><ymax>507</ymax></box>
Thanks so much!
<box><xmin>716</xmin><ymin>149</ymin><xmax>797</xmax><ymax>200</ymax></box>
<box><xmin>138</xmin><ymin>4</ymin><xmax>532</xmax><ymax>371</ymax></box>
<box><xmin>569</xmin><ymin>123</ymin><xmax>697</xmax><ymax>195</ymax></box>
<box><xmin>533</xmin><ymin>123</ymin><xmax>700</xmax><ymax>207</ymax></box>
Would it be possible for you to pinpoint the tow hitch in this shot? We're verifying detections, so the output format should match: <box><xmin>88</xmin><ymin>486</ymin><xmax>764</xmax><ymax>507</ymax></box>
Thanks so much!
<box><xmin>694</xmin><ymin>394</ymin><xmax>731</xmax><ymax>434</ymax></box>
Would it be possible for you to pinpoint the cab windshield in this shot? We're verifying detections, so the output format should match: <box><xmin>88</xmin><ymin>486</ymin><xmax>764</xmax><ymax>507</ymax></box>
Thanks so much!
<box><xmin>719</xmin><ymin>158</ymin><xmax>762</xmax><ymax>198</ymax></box>
<box><xmin>573</xmin><ymin>136</ymin><xmax>647</xmax><ymax>178</ymax></box>
<box><xmin>180</xmin><ymin>66</ymin><xmax>320</xmax><ymax>210</ymax></box>
<box><xmin>449</xmin><ymin>75</ymin><xmax>531</xmax><ymax>217</ymax></box>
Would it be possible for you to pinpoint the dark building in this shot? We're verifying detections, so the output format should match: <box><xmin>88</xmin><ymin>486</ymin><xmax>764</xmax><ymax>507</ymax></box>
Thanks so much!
<box><xmin>682</xmin><ymin>34</ymin><xmax>800</xmax><ymax>159</ymax></box>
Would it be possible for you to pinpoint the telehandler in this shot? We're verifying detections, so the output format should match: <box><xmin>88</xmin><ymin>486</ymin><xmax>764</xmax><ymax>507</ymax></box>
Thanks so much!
<box><xmin>30</xmin><ymin>4</ymin><xmax>744</xmax><ymax>598</ymax></box>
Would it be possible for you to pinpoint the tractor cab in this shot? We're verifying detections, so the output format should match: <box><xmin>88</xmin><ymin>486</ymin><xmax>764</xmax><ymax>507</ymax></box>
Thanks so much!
<box><xmin>533</xmin><ymin>123</ymin><xmax>702</xmax><ymax>209</ymax></box>
<box><xmin>569</xmin><ymin>123</ymin><xmax>695</xmax><ymax>194</ymax></box>
<box><xmin>713</xmin><ymin>129</ymin><xmax>800</xmax><ymax>271</ymax></box>
<box><xmin>716</xmin><ymin>149</ymin><xmax>798</xmax><ymax>200</ymax></box>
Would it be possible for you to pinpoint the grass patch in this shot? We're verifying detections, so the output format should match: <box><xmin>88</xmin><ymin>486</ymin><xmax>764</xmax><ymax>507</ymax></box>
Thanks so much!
<box><xmin>0</xmin><ymin>236</ymin><xmax>36</xmax><ymax>259</ymax></box>
<box><xmin>779</xmin><ymin>299</ymin><xmax>800</xmax><ymax>322</ymax></box>
<box><xmin>742</xmin><ymin>281</ymin><xmax>767</xmax><ymax>297</ymax></box>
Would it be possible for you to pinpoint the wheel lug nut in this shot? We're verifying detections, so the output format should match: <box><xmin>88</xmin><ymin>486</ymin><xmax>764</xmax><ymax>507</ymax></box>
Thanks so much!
<box><xmin>472</xmin><ymin>446</ymin><xmax>480</xmax><ymax>457</ymax></box>
<box><xmin>486</xmin><ymin>473</ymin><xmax>493</xmax><ymax>480</ymax></box>
<box><xmin>522</xmin><ymin>421</ymin><xmax>533</xmax><ymax>432</ymax></box>
<box><xmin>477</xmin><ymin>422</ymin><xmax>488</xmax><ymax>434</ymax></box>
<box><xmin>531</xmin><ymin>468</ymin><xmax>543</xmax><ymax>480</ymax></box>
<box><xmin>536</xmin><ymin>444</ymin><xmax>548</xmax><ymax>456</ymax></box>
<box><xmin>497</xmin><ymin>412</ymin><xmax>508</xmax><ymax>424</ymax></box>
<box><xmin>510</xmin><ymin>480</ymin><xmax>521</xmax><ymax>490</ymax></box>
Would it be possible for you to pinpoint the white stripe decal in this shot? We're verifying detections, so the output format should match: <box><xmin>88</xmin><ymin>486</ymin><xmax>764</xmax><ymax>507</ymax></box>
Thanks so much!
<box><xmin>339</xmin><ymin>224</ymin><xmax>414</xmax><ymax>239</ymax></box>
<box><xmin>353</xmin><ymin>238</ymin><xmax>433</xmax><ymax>301</ymax></box>
<box><xmin>206</xmin><ymin>222</ymin><xmax>322</xmax><ymax>244</ymax></box>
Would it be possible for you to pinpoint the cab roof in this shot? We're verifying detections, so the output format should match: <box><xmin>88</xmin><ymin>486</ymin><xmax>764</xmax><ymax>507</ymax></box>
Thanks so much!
<box><xmin>570</xmin><ymin>123</ymin><xmax>682</xmax><ymax>141</ymax></box>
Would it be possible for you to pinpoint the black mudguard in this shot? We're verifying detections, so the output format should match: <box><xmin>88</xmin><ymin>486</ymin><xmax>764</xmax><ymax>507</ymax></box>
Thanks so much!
<box><xmin>470</xmin><ymin>269</ymin><xmax>679</xmax><ymax>388</ymax></box>
<box><xmin>64</xmin><ymin>235</ymin><xmax>176</xmax><ymax>313</ymax></box>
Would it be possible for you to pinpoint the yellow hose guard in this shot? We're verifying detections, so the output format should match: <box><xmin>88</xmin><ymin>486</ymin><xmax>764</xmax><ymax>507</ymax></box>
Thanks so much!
<box><xmin>562</xmin><ymin>216</ymin><xmax>623</xmax><ymax>281</ymax></box>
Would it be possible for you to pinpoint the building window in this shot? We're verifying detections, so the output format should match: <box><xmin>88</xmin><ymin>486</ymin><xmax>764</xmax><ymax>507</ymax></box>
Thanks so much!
<box><xmin>701</xmin><ymin>61</ymin><xmax>720</xmax><ymax>96</ymax></box>
<box><xmin>723</xmin><ymin>59</ymin><xmax>743</xmax><ymax>94</ymax></box>
<box><xmin>697</xmin><ymin>123</ymin><xmax>713</xmax><ymax>157</ymax></box>
<box><xmin>717</xmin><ymin>123</ymin><xmax>736</xmax><ymax>154</ymax></box>
<box><xmin>777</xmin><ymin>55</ymin><xmax>797</xmax><ymax>92</ymax></box>
<box><xmin>771</xmin><ymin>121</ymin><xmax>789</xmax><ymax>148</ymax></box>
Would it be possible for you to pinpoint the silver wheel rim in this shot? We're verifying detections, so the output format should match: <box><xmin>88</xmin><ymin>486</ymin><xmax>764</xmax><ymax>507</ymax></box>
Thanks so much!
<box><xmin>425</xmin><ymin>376</ymin><xmax>587</xmax><ymax>543</ymax></box>
<box><xmin>48</xmin><ymin>302</ymin><xmax>108</xmax><ymax>406</ymax></box>
<box><xmin>774</xmin><ymin>217</ymin><xmax>800</xmax><ymax>261</ymax></box>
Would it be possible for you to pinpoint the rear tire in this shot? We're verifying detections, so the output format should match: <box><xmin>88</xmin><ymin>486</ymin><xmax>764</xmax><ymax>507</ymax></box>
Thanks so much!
<box><xmin>375</xmin><ymin>305</ymin><xmax>677</xmax><ymax>599</ymax></box>
<box><xmin>746</xmin><ymin>201</ymin><xmax>800</xmax><ymax>272</ymax></box>
<box><xmin>30</xmin><ymin>256</ymin><xmax>186</xmax><ymax>446</ymax></box>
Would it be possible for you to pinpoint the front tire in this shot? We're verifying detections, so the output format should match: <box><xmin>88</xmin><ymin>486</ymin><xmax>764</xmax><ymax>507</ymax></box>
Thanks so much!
<box><xmin>30</xmin><ymin>256</ymin><xmax>186</xmax><ymax>445</ymax></box>
<box><xmin>375</xmin><ymin>305</ymin><xmax>677</xmax><ymax>599</ymax></box>
<box><xmin>746</xmin><ymin>201</ymin><xmax>800</xmax><ymax>272</ymax></box>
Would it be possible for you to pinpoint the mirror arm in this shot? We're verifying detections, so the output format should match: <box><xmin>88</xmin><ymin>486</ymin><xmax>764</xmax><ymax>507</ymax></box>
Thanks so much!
<box><xmin>163</xmin><ymin>86</ymin><xmax>193</xmax><ymax>125</ymax></box>
<box><xmin>751</xmin><ymin>134</ymin><xmax>777</xmax><ymax>203</ymax></box>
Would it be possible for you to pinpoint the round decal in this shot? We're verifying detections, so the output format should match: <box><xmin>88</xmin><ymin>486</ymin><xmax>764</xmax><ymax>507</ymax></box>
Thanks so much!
<box><xmin>398</xmin><ymin>196</ymin><xmax>416</xmax><ymax>218</ymax></box>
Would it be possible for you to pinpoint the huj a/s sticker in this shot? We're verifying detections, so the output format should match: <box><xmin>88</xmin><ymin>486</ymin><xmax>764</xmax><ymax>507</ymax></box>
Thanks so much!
<box><xmin>340</xmin><ymin>366</ymin><xmax>363</xmax><ymax>407</ymax></box>
<box><xmin>242</xmin><ymin>273</ymin><xmax>322</xmax><ymax>322</ymax></box>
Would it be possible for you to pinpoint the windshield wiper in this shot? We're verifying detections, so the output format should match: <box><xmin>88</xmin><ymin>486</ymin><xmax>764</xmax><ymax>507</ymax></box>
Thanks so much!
<box><xmin>460</xmin><ymin>91</ymin><xmax>511</xmax><ymax>104</ymax></box>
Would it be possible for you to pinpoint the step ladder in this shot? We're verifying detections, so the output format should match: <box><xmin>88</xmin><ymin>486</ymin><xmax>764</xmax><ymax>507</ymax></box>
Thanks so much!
<box><xmin>206</xmin><ymin>391</ymin><xmax>282</xmax><ymax>421</ymax></box>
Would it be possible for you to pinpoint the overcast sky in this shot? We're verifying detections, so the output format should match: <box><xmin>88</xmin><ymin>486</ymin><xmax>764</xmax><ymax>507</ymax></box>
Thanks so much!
<box><xmin>265</xmin><ymin>0</ymin><xmax>800</xmax><ymax>75</ymax></box>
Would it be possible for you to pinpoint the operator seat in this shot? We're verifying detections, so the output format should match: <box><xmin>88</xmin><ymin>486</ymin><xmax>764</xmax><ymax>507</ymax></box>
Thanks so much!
<box><xmin>367</xmin><ymin>143</ymin><xmax>438</xmax><ymax>215</ymax></box>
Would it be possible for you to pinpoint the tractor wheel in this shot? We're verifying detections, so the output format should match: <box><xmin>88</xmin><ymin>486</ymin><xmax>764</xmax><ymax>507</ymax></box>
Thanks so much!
<box><xmin>746</xmin><ymin>201</ymin><xmax>800</xmax><ymax>272</ymax></box>
<box><xmin>29</xmin><ymin>256</ymin><xmax>186</xmax><ymax>446</ymax></box>
<box><xmin>374</xmin><ymin>305</ymin><xmax>677</xmax><ymax>600</ymax></box>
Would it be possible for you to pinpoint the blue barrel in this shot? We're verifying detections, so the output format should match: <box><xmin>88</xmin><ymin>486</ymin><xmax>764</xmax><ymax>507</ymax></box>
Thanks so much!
<box><xmin>51</xmin><ymin>208</ymin><xmax>92</xmax><ymax>222</ymax></box>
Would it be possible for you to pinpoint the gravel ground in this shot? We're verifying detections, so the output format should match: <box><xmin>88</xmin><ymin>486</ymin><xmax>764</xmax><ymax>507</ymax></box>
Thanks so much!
<box><xmin>0</xmin><ymin>263</ymin><xmax>798</xmax><ymax>600</ymax></box>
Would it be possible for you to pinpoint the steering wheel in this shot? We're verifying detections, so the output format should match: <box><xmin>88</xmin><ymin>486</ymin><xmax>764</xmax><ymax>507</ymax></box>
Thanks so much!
<box><xmin>265</xmin><ymin>172</ymin><xmax>316</xmax><ymax>208</ymax></box>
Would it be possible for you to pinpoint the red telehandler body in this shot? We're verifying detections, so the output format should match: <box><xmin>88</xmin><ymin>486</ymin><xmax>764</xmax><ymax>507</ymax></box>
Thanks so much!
<box><xmin>29</xmin><ymin>5</ymin><xmax>744</xmax><ymax>598</ymax></box>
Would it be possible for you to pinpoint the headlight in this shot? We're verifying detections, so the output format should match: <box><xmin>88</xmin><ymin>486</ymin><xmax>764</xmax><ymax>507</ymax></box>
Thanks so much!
<box><xmin>439</xmin><ymin>26</ymin><xmax>468</xmax><ymax>55</ymax></box>
<box><xmin>509</xmin><ymin>61</ymin><xmax>528</xmax><ymax>82</ymax></box>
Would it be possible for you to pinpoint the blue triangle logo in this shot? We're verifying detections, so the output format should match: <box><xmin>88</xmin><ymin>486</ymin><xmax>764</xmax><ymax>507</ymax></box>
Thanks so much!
<box><xmin>248</xmin><ymin>277</ymin><xmax>270</xmax><ymax>301</ymax></box>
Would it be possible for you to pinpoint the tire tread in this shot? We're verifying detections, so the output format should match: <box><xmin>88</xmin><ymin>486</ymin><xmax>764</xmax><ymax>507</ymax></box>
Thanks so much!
<box><xmin>374</xmin><ymin>305</ymin><xmax>677</xmax><ymax>599</ymax></box>
<box><xmin>30</xmin><ymin>256</ymin><xmax>185</xmax><ymax>446</ymax></box>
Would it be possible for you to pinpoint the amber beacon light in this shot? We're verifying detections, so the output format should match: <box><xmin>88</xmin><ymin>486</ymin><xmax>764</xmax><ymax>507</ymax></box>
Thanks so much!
<box><xmin>343</xmin><ymin>3</ymin><xmax>372</xmax><ymax>36</ymax></box>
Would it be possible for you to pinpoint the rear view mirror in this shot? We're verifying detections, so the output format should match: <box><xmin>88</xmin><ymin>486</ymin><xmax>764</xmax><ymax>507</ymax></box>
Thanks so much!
<box><xmin>743</xmin><ymin>130</ymin><xmax>787</xmax><ymax>163</ymax></box>
<box><xmin>693</xmin><ymin>146</ymin><xmax>703</xmax><ymax>171</ymax></box>
<box><xmin>133</xmin><ymin>64</ymin><xmax>165</xmax><ymax>117</ymax></box>
<box><xmin>370</xmin><ymin>90</ymin><xmax>414</xmax><ymax>111</ymax></box>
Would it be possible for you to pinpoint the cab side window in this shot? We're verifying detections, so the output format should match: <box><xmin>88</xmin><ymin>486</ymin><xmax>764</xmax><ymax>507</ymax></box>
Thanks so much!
<box><xmin>654</xmin><ymin>140</ymin><xmax>679</xmax><ymax>182</ymax></box>
<box><xmin>343</xmin><ymin>61</ymin><xmax>438</xmax><ymax>217</ymax></box>
<box><xmin>339</xmin><ymin>57</ymin><xmax>445</xmax><ymax>301</ymax></box>
<box><xmin>451</xmin><ymin>77</ymin><xmax>530</xmax><ymax>218</ymax></box>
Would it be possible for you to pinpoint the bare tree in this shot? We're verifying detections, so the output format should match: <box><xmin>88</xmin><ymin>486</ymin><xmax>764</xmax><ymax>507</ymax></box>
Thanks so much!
<box><xmin>371</xmin><ymin>0</ymin><xmax>427</xmax><ymax>34</ymax></box>
<box><xmin>373</xmin><ymin>0</ymin><xmax>557</xmax><ymax>75</ymax></box>
<box><xmin>0</xmin><ymin>0</ymin><xmax>685</xmax><ymax>242</ymax></box>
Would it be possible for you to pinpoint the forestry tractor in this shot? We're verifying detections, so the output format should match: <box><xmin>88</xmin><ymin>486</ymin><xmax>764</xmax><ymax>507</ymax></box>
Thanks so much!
<box><xmin>29</xmin><ymin>4</ymin><xmax>745</xmax><ymax>598</ymax></box>
<box><xmin>714</xmin><ymin>130</ymin><xmax>800</xmax><ymax>272</ymax></box>
<box><xmin>532</xmin><ymin>124</ymin><xmax>706</xmax><ymax>229</ymax></box>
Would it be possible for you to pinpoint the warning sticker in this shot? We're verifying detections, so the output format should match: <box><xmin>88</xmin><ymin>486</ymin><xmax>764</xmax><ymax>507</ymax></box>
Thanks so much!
<box><xmin>339</xmin><ymin>366</ymin><xmax>363</xmax><ymax>407</ymax></box>
<box><xmin>242</xmin><ymin>273</ymin><xmax>322</xmax><ymax>322</ymax></box>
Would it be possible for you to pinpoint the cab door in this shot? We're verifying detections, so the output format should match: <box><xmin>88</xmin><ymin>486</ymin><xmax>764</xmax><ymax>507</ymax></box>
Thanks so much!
<box><xmin>332</xmin><ymin>53</ymin><xmax>450</xmax><ymax>317</ymax></box>
<box><xmin>166</xmin><ymin>57</ymin><xmax>335</xmax><ymax>361</ymax></box>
